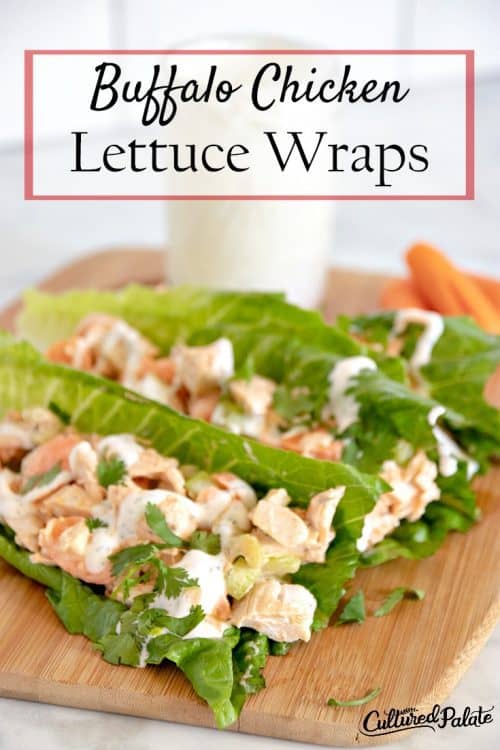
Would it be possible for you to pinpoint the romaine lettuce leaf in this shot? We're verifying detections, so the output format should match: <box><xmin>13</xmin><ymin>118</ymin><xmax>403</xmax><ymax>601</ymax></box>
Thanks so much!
<box><xmin>346</xmin><ymin>312</ymin><xmax>500</xmax><ymax>460</ymax></box>
<box><xmin>0</xmin><ymin>337</ymin><xmax>384</xmax><ymax>542</ymax></box>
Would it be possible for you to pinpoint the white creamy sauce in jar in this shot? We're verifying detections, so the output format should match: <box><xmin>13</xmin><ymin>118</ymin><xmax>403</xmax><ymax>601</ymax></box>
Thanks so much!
<box><xmin>327</xmin><ymin>356</ymin><xmax>377</xmax><ymax>433</ymax></box>
<box><xmin>393</xmin><ymin>309</ymin><xmax>444</xmax><ymax>372</ymax></box>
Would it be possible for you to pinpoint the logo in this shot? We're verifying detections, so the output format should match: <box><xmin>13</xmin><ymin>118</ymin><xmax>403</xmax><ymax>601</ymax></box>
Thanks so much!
<box><xmin>360</xmin><ymin>704</ymin><xmax>494</xmax><ymax>738</ymax></box>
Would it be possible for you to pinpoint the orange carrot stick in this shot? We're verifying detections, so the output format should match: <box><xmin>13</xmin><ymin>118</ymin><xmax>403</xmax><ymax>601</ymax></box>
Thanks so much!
<box><xmin>380</xmin><ymin>278</ymin><xmax>428</xmax><ymax>310</ymax></box>
<box><xmin>470</xmin><ymin>274</ymin><xmax>500</xmax><ymax>311</ymax></box>
<box><xmin>406</xmin><ymin>243</ymin><xmax>500</xmax><ymax>332</ymax></box>
<box><xmin>406</xmin><ymin>243</ymin><xmax>465</xmax><ymax>315</ymax></box>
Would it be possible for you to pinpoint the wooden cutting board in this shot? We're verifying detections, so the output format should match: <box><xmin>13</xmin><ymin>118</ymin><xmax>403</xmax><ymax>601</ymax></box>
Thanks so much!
<box><xmin>0</xmin><ymin>249</ymin><xmax>498</xmax><ymax>747</ymax></box>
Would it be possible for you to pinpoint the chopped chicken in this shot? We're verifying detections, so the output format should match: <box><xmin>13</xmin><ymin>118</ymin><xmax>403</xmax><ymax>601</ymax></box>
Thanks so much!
<box><xmin>357</xmin><ymin>451</ymin><xmax>440</xmax><ymax>552</ymax></box>
<box><xmin>21</xmin><ymin>433</ymin><xmax>81</xmax><ymax>478</ymax></box>
<box><xmin>211</xmin><ymin>473</ymin><xmax>257</xmax><ymax>509</ymax></box>
<box><xmin>129</xmin><ymin>449</ymin><xmax>186</xmax><ymax>493</ymax></box>
<box><xmin>0</xmin><ymin>408</ymin><xmax>62</xmax><ymax>466</ymax></box>
<box><xmin>69</xmin><ymin>441</ymin><xmax>104</xmax><ymax>501</ymax></box>
<box><xmin>39</xmin><ymin>484</ymin><xmax>96</xmax><ymax>520</ymax></box>
<box><xmin>0</xmin><ymin>469</ymin><xmax>43</xmax><ymax>551</ymax></box>
<box><xmin>39</xmin><ymin>516</ymin><xmax>112</xmax><ymax>585</ymax></box>
<box><xmin>249</xmin><ymin>487</ymin><xmax>343</xmax><ymax>563</ymax></box>
<box><xmin>302</xmin><ymin>487</ymin><xmax>344</xmax><ymax>562</ymax></box>
<box><xmin>250</xmin><ymin>496</ymin><xmax>310</xmax><ymax>549</ymax></box>
<box><xmin>188</xmin><ymin>389</ymin><xmax>221</xmax><ymax>421</ymax></box>
<box><xmin>171</xmin><ymin>338</ymin><xmax>234</xmax><ymax>396</ymax></box>
<box><xmin>280</xmin><ymin>429</ymin><xmax>344</xmax><ymax>461</ymax></box>
<box><xmin>229</xmin><ymin>375</ymin><xmax>276</xmax><ymax>416</ymax></box>
<box><xmin>230</xmin><ymin>579</ymin><xmax>316</xmax><ymax>642</ymax></box>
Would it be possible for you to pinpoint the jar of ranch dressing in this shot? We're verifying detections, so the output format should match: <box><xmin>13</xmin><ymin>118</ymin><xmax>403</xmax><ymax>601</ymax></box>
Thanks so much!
<box><xmin>164</xmin><ymin>36</ymin><xmax>337</xmax><ymax>308</ymax></box>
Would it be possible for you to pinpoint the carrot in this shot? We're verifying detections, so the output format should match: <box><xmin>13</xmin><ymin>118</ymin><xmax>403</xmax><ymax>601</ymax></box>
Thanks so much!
<box><xmin>406</xmin><ymin>243</ymin><xmax>500</xmax><ymax>333</ymax></box>
<box><xmin>470</xmin><ymin>274</ymin><xmax>500</xmax><ymax>311</ymax></box>
<box><xmin>380</xmin><ymin>278</ymin><xmax>428</xmax><ymax>310</ymax></box>
<box><xmin>406</xmin><ymin>243</ymin><xmax>465</xmax><ymax>315</ymax></box>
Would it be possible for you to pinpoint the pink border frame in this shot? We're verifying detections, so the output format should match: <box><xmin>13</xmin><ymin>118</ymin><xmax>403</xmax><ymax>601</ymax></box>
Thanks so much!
<box><xmin>24</xmin><ymin>49</ymin><xmax>475</xmax><ymax>201</ymax></box>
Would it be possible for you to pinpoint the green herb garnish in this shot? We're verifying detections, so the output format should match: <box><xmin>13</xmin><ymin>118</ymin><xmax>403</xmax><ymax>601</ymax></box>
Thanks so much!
<box><xmin>22</xmin><ymin>463</ymin><xmax>62</xmax><ymax>495</ymax></box>
<box><xmin>374</xmin><ymin>587</ymin><xmax>425</xmax><ymax>617</ymax></box>
<box><xmin>97</xmin><ymin>456</ymin><xmax>126</xmax><ymax>489</ymax></box>
<box><xmin>189</xmin><ymin>530</ymin><xmax>221</xmax><ymax>555</ymax></box>
<box><xmin>145</xmin><ymin>502</ymin><xmax>184</xmax><ymax>548</ymax></box>
<box><xmin>85</xmin><ymin>518</ymin><xmax>108</xmax><ymax>531</ymax></box>
<box><xmin>328</xmin><ymin>686</ymin><xmax>381</xmax><ymax>708</ymax></box>
<box><xmin>335</xmin><ymin>590</ymin><xmax>366</xmax><ymax>626</ymax></box>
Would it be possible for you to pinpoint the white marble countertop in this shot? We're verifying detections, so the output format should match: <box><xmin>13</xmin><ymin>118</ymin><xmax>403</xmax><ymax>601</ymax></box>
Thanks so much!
<box><xmin>0</xmin><ymin>76</ymin><xmax>498</xmax><ymax>749</ymax></box>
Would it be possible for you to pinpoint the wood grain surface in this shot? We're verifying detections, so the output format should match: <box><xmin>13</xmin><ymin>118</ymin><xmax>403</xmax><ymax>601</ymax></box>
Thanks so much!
<box><xmin>0</xmin><ymin>248</ymin><xmax>498</xmax><ymax>747</ymax></box>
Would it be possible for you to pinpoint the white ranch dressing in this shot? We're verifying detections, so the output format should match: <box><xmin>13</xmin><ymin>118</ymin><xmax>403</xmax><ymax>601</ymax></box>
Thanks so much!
<box><xmin>85</xmin><ymin>488</ymin><xmax>186</xmax><ymax>573</ymax></box>
<box><xmin>99</xmin><ymin>320</ymin><xmax>148</xmax><ymax>385</ymax></box>
<box><xmin>393</xmin><ymin>309</ymin><xmax>444</xmax><ymax>373</ymax></box>
<box><xmin>327</xmin><ymin>356</ymin><xmax>377</xmax><ymax>433</ymax></box>
<box><xmin>98</xmin><ymin>435</ymin><xmax>143</xmax><ymax>468</ymax></box>
<box><xmin>150</xmin><ymin>550</ymin><xmax>229</xmax><ymax>640</ymax></box>
<box><xmin>427</xmin><ymin>406</ymin><xmax>479</xmax><ymax>479</ymax></box>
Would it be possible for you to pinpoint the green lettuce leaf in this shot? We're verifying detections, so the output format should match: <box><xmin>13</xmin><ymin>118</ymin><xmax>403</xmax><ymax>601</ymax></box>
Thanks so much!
<box><xmin>0</xmin><ymin>338</ymin><xmax>384</xmax><ymax>543</ymax></box>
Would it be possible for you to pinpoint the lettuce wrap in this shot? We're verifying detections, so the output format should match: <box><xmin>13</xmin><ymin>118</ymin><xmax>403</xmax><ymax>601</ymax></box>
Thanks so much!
<box><xmin>0</xmin><ymin>336</ymin><xmax>384</xmax><ymax>726</ymax></box>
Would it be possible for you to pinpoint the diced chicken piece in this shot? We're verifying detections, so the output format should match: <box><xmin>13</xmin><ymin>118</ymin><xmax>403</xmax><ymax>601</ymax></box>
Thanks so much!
<box><xmin>212</xmin><ymin>472</ymin><xmax>257</xmax><ymax>509</ymax></box>
<box><xmin>229</xmin><ymin>375</ymin><xmax>276</xmax><ymax>416</ymax></box>
<box><xmin>263</xmin><ymin>488</ymin><xmax>291</xmax><ymax>507</ymax></box>
<box><xmin>139</xmin><ymin>356</ymin><xmax>176</xmax><ymax>385</ymax></box>
<box><xmin>357</xmin><ymin>451</ymin><xmax>440</xmax><ymax>552</ymax></box>
<box><xmin>155</xmin><ymin>493</ymin><xmax>200</xmax><ymax>541</ymax></box>
<box><xmin>194</xmin><ymin>486</ymin><xmax>233</xmax><ymax>529</ymax></box>
<box><xmin>302</xmin><ymin>487</ymin><xmax>344</xmax><ymax>563</ymax></box>
<box><xmin>69</xmin><ymin>441</ymin><xmax>104</xmax><ymax>501</ymax></box>
<box><xmin>230</xmin><ymin>579</ymin><xmax>316</xmax><ymax>642</ymax></box>
<box><xmin>0</xmin><ymin>408</ymin><xmax>63</xmax><ymax>465</ymax></box>
<box><xmin>188</xmin><ymin>389</ymin><xmax>221</xmax><ymax>421</ymax></box>
<box><xmin>212</xmin><ymin>499</ymin><xmax>252</xmax><ymax>546</ymax></box>
<box><xmin>171</xmin><ymin>338</ymin><xmax>234</xmax><ymax>396</ymax></box>
<box><xmin>129</xmin><ymin>449</ymin><xmax>186</xmax><ymax>493</ymax></box>
<box><xmin>21</xmin><ymin>433</ymin><xmax>81</xmax><ymax>479</ymax></box>
<box><xmin>38</xmin><ymin>484</ymin><xmax>96</xmax><ymax>520</ymax></box>
<box><xmin>39</xmin><ymin>516</ymin><xmax>112</xmax><ymax>585</ymax></box>
<box><xmin>280</xmin><ymin>429</ymin><xmax>344</xmax><ymax>461</ymax></box>
<box><xmin>0</xmin><ymin>469</ymin><xmax>43</xmax><ymax>551</ymax></box>
<box><xmin>132</xmin><ymin>373</ymin><xmax>176</xmax><ymax>407</ymax></box>
<box><xmin>249</xmin><ymin>499</ymin><xmax>309</xmax><ymax>550</ymax></box>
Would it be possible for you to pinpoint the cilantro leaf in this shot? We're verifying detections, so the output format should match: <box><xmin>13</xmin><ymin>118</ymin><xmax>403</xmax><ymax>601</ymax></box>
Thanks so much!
<box><xmin>189</xmin><ymin>530</ymin><xmax>221</xmax><ymax>555</ymax></box>
<box><xmin>138</xmin><ymin>604</ymin><xmax>204</xmax><ymax>638</ymax></box>
<box><xmin>109</xmin><ymin>543</ymin><xmax>157</xmax><ymax>577</ymax></box>
<box><xmin>97</xmin><ymin>455</ymin><xmax>126</xmax><ymax>489</ymax></box>
<box><xmin>158</xmin><ymin>563</ymin><xmax>199</xmax><ymax>598</ymax></box>
<box><xmin>22</xmin><ymin>462</ymin><xmax>61</xmax><ymax>495</ymax></box>
<box><xmin>145</xmin><ymin>502</ymin><xmax>185</xmax><ymax>548</ymax></box>
<box><xmin>374</xmin><ymin>587</ymin><xmax>425</xmax><ymax>617</ymax></box>
<box><xmin>328</xmin><ymin>686</ymin><xmax>381</xmax><ymax>707</ymax></box>
<box><xmin>335</xmin><ymin>590</ymin><xmax>366</xmax><ymax>626</ymax></box>
<box><xmin>85</xmin><ymin>518</ymin><xmax>108</xmax><ymax>531</ymax></box>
